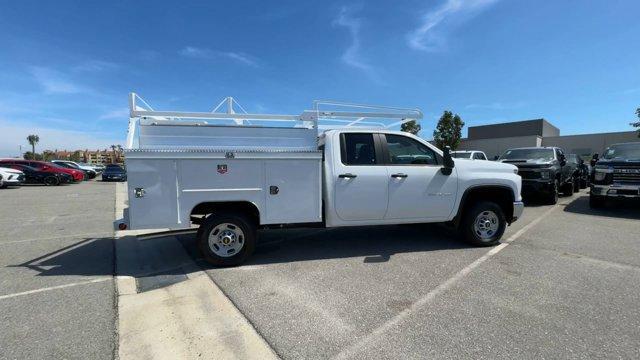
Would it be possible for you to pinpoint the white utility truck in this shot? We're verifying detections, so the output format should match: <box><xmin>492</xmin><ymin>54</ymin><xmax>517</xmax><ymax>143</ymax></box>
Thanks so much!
<box><xmin>119</xmin><ymin>94</ymin><xmax>523</xmax><ymax>266</ymax></box>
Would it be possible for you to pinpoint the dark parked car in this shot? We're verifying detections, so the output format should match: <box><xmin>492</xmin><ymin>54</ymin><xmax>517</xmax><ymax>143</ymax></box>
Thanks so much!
<box><xmin>102</xmin><ymin>164</ymin><xmax>127</xmax><ymax>182</ymax></box>
<box><xmin>565</xmin><ymin>154</ymin><xmax>584</xmax><ymax>192</ymax></box>
<box><xmin>0</xmin><ymin>159</ymin><xmax>84</xmax><ymax>182</ymax></box>
<box><xmin>590</xmin><ymin>142</ymin><xmax>640</xmax><ymax>208</ymax></box>
<box><xmin>51</xmin><ymin>160</ymin><xmax>97</xmax><ymax>179</ymax></box>
<box><xmin>499</xmin><ymin>147</ymin><xmax>577</xmax><ymax>204</ymax></box>
<box><xmin>575</xmin><ymin>157</ymin><xmax>590</xmax><ymax>189</ymax></box>
<box><xmin>0</xmin><ymin>164</ymin><xmax>71</xmax><ymax>185</ymax></box>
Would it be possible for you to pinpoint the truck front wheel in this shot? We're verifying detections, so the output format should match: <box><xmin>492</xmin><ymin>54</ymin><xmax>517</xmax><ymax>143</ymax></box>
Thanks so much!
<box><xmin>198</xmin><ymin>213</ymin><xmax>256</xmax><ymax>267</ymax></box>
<box><xmin>589</xmin><ymin>194</ymin><xmax>605</xmax><ymax>208</ymax></box>
<box><xmin>460</xmin><ymin>201</ymin><xmax>506</xmax><ymax>246</ymax></box>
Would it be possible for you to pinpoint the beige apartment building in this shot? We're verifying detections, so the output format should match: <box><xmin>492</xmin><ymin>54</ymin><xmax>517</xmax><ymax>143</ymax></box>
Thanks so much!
<box><xmin>47</xmin><ymin>149</ymin><xmax>124</xmax><ymax>165</ymax></box>
<box><xmin>458</xmin><ymin>119</ymin><xmax>639</xmax><ymax>160</ymax></box>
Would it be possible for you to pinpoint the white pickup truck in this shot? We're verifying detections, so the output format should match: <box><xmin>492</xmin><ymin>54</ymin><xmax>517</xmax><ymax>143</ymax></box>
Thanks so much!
<box><xmin>120</xmin><ymin>94</ymin><xmax>523</xmax><ymax>266</ymax></box>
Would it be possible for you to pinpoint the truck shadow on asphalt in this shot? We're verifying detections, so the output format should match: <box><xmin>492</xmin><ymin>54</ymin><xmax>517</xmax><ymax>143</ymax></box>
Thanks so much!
<box><xmin>563</xmin><ymin>195</ymin><xmax>640</xmax><ymax>220</ymax></box>
<box><xmin>178</xmin><ymin>223</ymin><xmax>474</xmax><ymax>268</ymax></box>
<box><xmin>8</xmin><ymin>237</ymin><xmax>115</xmax><ymax>277</ymax></box>
<box><xmin>9</xmin><ymin>225</ymin><xmax>473</xmax><ymax>292</ymax></box>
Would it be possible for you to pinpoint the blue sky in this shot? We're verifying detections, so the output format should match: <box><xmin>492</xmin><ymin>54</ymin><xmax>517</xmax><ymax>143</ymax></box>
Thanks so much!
<box><xmin>1</xmin><ymin>0</ymin><xmax>639</xmax><ymax>156</ymax></box>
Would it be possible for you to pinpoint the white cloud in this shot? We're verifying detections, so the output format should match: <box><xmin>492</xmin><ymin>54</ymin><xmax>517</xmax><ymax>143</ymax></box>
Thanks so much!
<box><xmin>29</xmin><ymin>66</ymin><xmax>84</xmax><ymax>94</ymax></box>
<box><xmin>99</xmin><ymin>108</ymin><xmax>129</xmax><ymax>120</ymax></box>
<box><xmin>407</xmin><ymin>0</ymin><xmax>499</xmax><ymax>51</ymax></box>
<box><xmin>333</xmin><ymin>7</ymin><xmax>379</xmax><ymax>81</ymax></box>
<box><xmin>0</xmin><ymin>119</ymin><xmax>124</xmax><ymax>157</ymax></box>
<box><xmin>179</xmin><ymin>47</ymin><xmax>259</xmax><ymax>67</ymax></box>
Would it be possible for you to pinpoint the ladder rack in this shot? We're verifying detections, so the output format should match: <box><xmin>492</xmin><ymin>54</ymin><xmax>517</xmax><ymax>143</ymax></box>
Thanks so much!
<box><xmin>126</xmin><ymin>93</ymin><xmax>423</xmax><ymax>150</ymax></box>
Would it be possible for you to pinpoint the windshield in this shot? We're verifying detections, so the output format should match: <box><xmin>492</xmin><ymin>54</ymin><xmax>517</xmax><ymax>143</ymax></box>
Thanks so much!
<box><xmin>106</xmin><ymin>165</ymin><xmax>124</xmax><ymax>171</ymax></box>
<box><xmin>452</xmin><ymin>152</ymin><xmax>472</xmax><ymax>159</ymax></box>
<box><xmin>500</xmin><ymin>148</ymin><xmax>555</xmax><ymax>161</ymax></box>
<box><xmin>602</xmin><ymin>143</ymin><xmax>640</xmax><ymax>160</ymax></box>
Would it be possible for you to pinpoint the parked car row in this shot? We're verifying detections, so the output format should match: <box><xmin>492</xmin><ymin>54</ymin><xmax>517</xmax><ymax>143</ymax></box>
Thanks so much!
<box><xmin>0</xmin><ymin>159</ymin><xmax>126</xmax><ymax>187</ymax></box>
<box><xmin>496</xmin><ymin>147</ymin><xmax>589</xmax><ymax>205</ymax></box>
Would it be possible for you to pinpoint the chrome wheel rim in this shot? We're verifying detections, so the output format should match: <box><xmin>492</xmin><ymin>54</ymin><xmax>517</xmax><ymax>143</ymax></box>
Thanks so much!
<box><xmin>473</xmin><ymin>210</ymin><xmax>500</xmax><ymax>240</ymax></box>
<box><xmin>208</xmin><ymin>223</ymin><xmax>245</xmax><ymax>258</ymax></box>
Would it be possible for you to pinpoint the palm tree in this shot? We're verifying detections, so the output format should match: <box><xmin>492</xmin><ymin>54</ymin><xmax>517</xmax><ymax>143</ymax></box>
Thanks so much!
<box><xmin>116</xmin><ymin>144</ymin><xmax>123</xmax><ymax>163</ymax></box>
<box><xmin>110</xmin><ymin>145</ymin><xmax>117</xmax><ymax>164</ymax></box>
<box><xmin>27</xmin><ymin>134</ymin><xmax>39</xmax><ymax>159</ymax></box>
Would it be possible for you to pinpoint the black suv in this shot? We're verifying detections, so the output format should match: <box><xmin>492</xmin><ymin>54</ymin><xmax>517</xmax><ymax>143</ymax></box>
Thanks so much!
<box><xmin>590</xmin><ymin>142</ymin><xmax>640</xmax><ymax>208</ymax></box>
<box><xmin>566</xmin><ymin>154</ymin><xmax>586</xmax><ymax>192</ymax></box>
<box><xmin>499</xmin><ymin>147</ymin><xmax>577</xmax><ymax>204</ymax></box>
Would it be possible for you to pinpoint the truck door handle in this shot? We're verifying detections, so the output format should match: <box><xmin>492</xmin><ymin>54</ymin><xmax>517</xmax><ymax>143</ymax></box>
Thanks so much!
<box><xmin>338</xmin><ymin>173</ymin><xmax>357</xmax><ymax>179</ymax></box>
<box><xmin>391</xmin><ymin>173</ymin><xmax>408</xmax><ymax>178</ymax></box>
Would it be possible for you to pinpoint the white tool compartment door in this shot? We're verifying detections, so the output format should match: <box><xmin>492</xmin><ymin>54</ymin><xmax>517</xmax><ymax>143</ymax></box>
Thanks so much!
<box><xmin>127</xmin><ymin>159</ymin><xmax>180</xmax><ymax>229</ymax></box>
<box><xmin>264</xmin><ymin>159</ymin><xmax>322</xmax><ymax>224</ymax></box>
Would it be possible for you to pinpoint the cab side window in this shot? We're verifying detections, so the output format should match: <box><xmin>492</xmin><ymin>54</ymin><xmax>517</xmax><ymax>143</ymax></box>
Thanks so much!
<box><xmin>341</xmin><ymin>133</ymin><xmax>377</xmax><ymax>165</ymax></box>
<box><xmin>385</xmin><ymin>134</ymin><xmax>438</xmax><ymax>165</ymax></box>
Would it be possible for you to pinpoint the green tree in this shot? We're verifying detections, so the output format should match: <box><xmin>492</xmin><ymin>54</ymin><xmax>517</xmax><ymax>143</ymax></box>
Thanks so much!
<box><xmin>433</xmin><ymin>111</ymin><xmax>465</xmax><ymax>150</ymax></box>
<box><xmin>42</xmin><ymin>150</ymin><xmax>54</xmax><ymax>162</ymax></box>
<box><xmin>23</xmin><ymin>151</ymin><xmax>43</xmax><ymax>160</ymax></box>
<box><xmin>70</xmin><ymin>151</ymin><xmax>82</xmax><ymax>162</ymax></box>
<box><xmin>27</xmin><ymin>134</ymin><xmax>39</xmax><ymax>156</ymax></box>
<box><xmin>400</xmin><ymin>120</ymin><xmax>421</xmax><ymax>135</ymax></box>
<box><xmin>631</xmin><ymin>107</ymin><xmax>640</xmax><ymax>138</ymax></box>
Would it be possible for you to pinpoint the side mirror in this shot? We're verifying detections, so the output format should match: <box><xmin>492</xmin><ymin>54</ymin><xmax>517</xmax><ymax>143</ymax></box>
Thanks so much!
<box><xmin>441</xmin><ymin>146</ymin><xmax>455</xmax><ymax>175</ymax></box>
<box><xmin>590</xmin><ymin>153</ymin><xmax>599</xmax><ymax>167</ymax></box>
<box><xmin>559</xmin><ymin>154</ymin><xmax>566</xmax><ymax>166</ymax></box>
<box><xmin>493</xmin><ymin>155</ymin><xmax>499</xmax><ymax>161</ymax></box>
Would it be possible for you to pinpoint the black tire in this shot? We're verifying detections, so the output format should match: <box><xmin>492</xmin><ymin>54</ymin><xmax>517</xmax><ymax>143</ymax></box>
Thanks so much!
<box><xmin>580</xmin><ymin>179</ymin><xmax>587</xmax><ymax>189</ymax></box>
<box><xmin>44</xmin><ymin>176</ymin><xmax>60</xmax><ymax>186</ymax></box>
<box><xmin>460</xmin><ymin>201</ymin><xmax>506</xmax><ymax>247</ymax></box>
<box><xmin>573</xmin><ymin>177</ymin><xmax>580</xmax><ymax>193</ymax></box>
<box><xmin>198</xmin><ymin>213</ymin><xmax>256</xmax><ymax>267</ymax></box>
<box><xmin>546</xmin><ymin>179</ymin><xmax>559</xmax><ymax>205</ymax></box>
<box><xmin>563</xmin><ymin>179</ymin><xmax>574</xmax><ymax>196</ymax></box>
<box><xmin>589</xmin><ymin>194</ymin><xmax>605</xmax><ymax>208</ymax></box>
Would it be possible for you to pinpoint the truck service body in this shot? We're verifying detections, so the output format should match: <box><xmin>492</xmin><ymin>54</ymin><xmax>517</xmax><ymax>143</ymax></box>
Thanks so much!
<box><xmin>120</xmin><ymin>94</ymin><xmax>523</xmax><ymax>266</ymax></box>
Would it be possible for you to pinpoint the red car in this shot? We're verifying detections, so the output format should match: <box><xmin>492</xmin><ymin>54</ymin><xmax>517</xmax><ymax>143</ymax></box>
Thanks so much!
<box><xmin>0</xmin><ymin>159</ymin><xmax>84</xmax><ymax>182</ymax></box>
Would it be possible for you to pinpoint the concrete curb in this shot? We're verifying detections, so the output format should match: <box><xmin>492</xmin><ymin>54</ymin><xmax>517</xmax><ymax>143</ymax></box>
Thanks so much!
<box><xmin>113</xmin><ymin>182</ymin><xmax>279</xmax><ymax>360</ymax></box>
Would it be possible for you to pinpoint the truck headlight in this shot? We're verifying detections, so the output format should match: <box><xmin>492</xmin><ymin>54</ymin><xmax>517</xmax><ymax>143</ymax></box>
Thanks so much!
<box><xmin>540</xmin><ymin>170</ymin><xmax>550</xmax><ymax>179</ymax></box>
<box><xmin>594</xmin><ymin>165</ymin><xmax>613</xmax><ymax>181</ymax></box>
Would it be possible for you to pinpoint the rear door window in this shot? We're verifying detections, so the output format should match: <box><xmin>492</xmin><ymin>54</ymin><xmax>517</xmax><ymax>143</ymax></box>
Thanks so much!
<box><xmin>340</xmin><ymin>133</ymin><xmax>378</xmax><ymax>165</ymax></box>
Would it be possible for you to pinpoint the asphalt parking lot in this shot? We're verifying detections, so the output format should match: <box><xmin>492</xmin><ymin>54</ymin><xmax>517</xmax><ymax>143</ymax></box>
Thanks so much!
<box><xmin>2</xmin><ymin>182</ymin><xmax>640</xmax><ymax>359</ymax></box>
<box><xmin>0</xmin><ymin>181</ymin><xmax>116</xmax><ymax>360</ymax></box>
<box><xmin>194</xmin><ymin>194</ymin><xmax>640</xmax><ymax>359</ymax></box>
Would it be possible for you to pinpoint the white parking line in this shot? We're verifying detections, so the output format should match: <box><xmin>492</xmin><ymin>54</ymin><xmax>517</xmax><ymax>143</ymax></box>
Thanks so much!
<box><xmin>332</xmin><ymin>204</ymin><xmax>559</xmax><ymax>360</ymax></box>
<box><xmin>0</xmin><ymin>278</ymin><xmax>112</xmax><ymax>301</ymax></box>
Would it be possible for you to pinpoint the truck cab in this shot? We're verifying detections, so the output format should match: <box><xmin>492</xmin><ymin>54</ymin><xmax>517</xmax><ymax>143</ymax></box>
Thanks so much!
<box><xmin>120</xmin><ymin>94</ymin><xmax>523</xmax><ymax>266</ymax></box>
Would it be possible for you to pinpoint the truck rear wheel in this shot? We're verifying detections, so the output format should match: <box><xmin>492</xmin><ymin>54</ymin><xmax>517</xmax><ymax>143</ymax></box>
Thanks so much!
<box><xmin>460</xmin><ymin>201</ymin><xmax>506</xmax><ymax>246</ymax></box>
<box><xmin>198</xmin><ymin>213</ymin><xmax>256</xmax><ymax>267</ymax></box>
